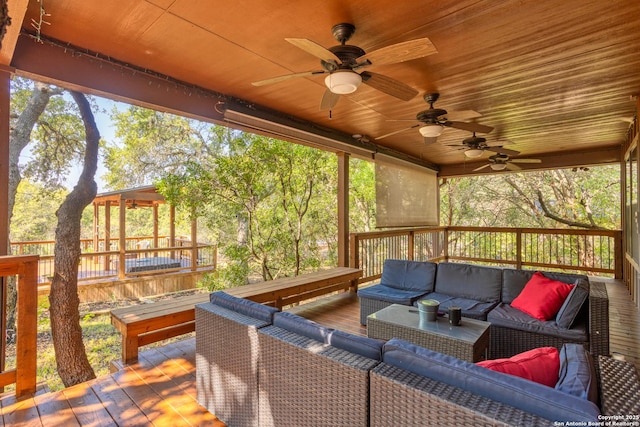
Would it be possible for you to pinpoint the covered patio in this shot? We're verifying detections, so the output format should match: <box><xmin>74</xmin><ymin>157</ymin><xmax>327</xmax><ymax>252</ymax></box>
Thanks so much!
<box><xmin>0</xmin><ymin>0</ymin><xmax>639</xmax><ymax>425</ymax></box>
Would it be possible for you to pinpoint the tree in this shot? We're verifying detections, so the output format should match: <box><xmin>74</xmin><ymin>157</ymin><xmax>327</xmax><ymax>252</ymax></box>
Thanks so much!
<box><xmin>159</xmin><ymin>131</ymin><xmax>338</xmax><ymax>284</ymax></box>
<box><xmin>440</xmin><ymin>166</ymin><xmax>620</xmax><ymax>229</ymax></box>
<box><xmin>48</xmin><ymin>91</ymin><xmax>100</xmax><ymax>386</ymax></box>
<box><xmin>104</xmin><ymin>107</ymin><xmax>223</xmax><ymax>189</ymax></box>
<box><xmin>7</xmin><ymin>78</ymin><xmax>88</xmax><ymax>330</ymax></box>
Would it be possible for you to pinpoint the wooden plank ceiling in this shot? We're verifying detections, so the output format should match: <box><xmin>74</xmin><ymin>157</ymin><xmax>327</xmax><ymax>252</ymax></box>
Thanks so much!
<box><xmin>2</xmin><ymin>0</ymin><xmax>640</xmax><ymax>176</ymax></box>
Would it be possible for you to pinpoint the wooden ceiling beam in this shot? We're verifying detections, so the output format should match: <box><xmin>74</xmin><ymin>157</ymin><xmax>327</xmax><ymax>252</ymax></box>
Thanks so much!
<box><xmin>10</xmin><ymin>34</ymin><xmax>226</xmax><ymax>123</ymax></box>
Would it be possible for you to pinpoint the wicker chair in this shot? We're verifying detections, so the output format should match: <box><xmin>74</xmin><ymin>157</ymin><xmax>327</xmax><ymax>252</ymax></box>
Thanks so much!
<box><xmin>257</xmin><ymin>325</ymin><xmax>380</xmax><ymax>427</ymax></box>
<box><xmin>195</xmin><ymin>299</ymin><xmax>276</xmax><ymax>427</ymax></box>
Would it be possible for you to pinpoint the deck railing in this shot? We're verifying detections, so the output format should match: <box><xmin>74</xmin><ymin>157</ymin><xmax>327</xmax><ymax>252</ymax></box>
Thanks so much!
<box><xmin>350</xmin><ymin>226</ymin><xmax>622</xmax><ymax>284</ymax></box>
<box><xmin>0</xmin><ymin>255</ymin><xmax>38</xmax><ymax>397</ymax></box>
<box><xmin>10</xmin><ymin>236</ymin><xmax>217</xmax><ymax>283</ymax></box>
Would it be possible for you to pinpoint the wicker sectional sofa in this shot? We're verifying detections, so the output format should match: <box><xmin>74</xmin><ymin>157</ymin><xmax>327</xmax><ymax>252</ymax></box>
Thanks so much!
<box><xmin>195</xmin><ymin>291</ymin><xmax>639</xmax><ymax>427</ymax></box>
<box><xmin>358</xmin><ymin>260</ymin><xmax>609</xmax><ymax>360</ymax></box>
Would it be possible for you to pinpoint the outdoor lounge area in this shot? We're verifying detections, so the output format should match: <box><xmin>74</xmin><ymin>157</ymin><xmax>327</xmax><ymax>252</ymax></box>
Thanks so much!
<box><xmin>0</xmin><ymin>275</ymin><xmax>637</xmax><ymax>426</ymax></box>
<box><xmin>2</xmin><ymin>1</ymin><xmax>640</xmax><ymax>427</ymax></box>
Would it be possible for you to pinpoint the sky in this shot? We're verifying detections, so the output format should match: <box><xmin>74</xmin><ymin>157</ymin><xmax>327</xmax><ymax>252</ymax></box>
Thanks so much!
<box><xmin>62</xmin><ymin>96</ymin><xmax>124</xmax><ymax>193</ymax></box>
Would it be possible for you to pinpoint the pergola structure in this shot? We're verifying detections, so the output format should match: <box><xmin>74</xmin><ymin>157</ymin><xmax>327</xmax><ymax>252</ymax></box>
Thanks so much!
<box><xmin>0</xmin><ymin>1</ymin><xmax>638</xmax><ymax>292</ymax></box>
<box><xmin>91</xmin><ymin>185</ymin><xmax>196</xmax><ymax>278</ymax></box>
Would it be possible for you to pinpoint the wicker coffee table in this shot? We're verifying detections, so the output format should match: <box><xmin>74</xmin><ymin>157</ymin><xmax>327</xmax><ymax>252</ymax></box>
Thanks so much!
<box><xmin>367</xmin><ymin>304</ymin><xmax>490</xmax><ymax>362</ymax></box>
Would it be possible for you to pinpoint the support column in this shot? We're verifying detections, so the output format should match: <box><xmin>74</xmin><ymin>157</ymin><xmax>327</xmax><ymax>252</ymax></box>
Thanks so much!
<box><xmin>337</xmin><ymin>152</ymin><xmax>350</xmax><ymax>268</ymax></box>
<box><xmin>190</xmin><ymin>215</ymin><xmax>197</xmax><ymax>271</ymax></box>
<box><xmin>153</xmin><ymin>203</ymin><xmax>159</xmax><ymax>257</ymax></box>
<box><xmin>0</xmin><ymin>66</ymin><xmax>10</xmax><ymax>256</ymax></box>
<box><xmin>118</xmin><ymin>197</ymin><xmax>126</xmax><ymax>279</ymax></box>
<box><xmin>0</xmin><ymin>65</ymin><xmax>11</xmax><ymax>383</ymax></box>
<box><xmin>103</xmin><ymin>201</ymin><xmax>111</xmax><ymax>271</ymax></box>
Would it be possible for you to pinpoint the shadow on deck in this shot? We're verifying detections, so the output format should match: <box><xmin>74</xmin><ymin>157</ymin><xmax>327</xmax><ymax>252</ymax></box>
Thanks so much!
<box><xmin>2</xmin><ymin>278</ymin><xmax>638</xmax><ymax>426</ymax></box>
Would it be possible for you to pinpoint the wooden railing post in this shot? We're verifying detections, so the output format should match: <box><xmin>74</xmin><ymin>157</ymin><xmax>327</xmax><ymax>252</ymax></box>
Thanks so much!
<box><xmin>349</xmin><ymin>233</ymin><xmax>359</xmax><ymax>269</ymax></box>
<box><xmin>408</xmin><ymin>230</ymin><xmax>415</xmax><ymax>261</ymax></box>
<box><xmin>516</xmin><ymin>228</ymin><xmax>523</xmax><ymax>270</ymax></box>
<box><xmin>0</xmin><ymin>255</ymin><xmax>38</xmax><ymax>397</ymax></box>
<box><xmin>15</xmin><ymin>256</ymin><xmax>38</xmax><ymax>397</ymax></box>
<box><xmin>614</xmin><ymin>230</ymin><xmax>624</xmax><ymax>279</ymax></box>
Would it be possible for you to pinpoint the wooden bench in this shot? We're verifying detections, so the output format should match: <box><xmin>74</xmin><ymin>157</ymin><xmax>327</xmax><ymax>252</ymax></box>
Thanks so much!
<box><xmin>110</xmin><ymin>267</ymin><xmax>362</xmax><ymax>364</ymax></box>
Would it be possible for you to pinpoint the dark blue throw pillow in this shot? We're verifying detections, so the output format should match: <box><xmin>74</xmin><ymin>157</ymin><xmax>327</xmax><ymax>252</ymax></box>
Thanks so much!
<box><xmin>555</xmin><ymin>279</ymin><xmax>589</xmax><ymax>329</ymax></box>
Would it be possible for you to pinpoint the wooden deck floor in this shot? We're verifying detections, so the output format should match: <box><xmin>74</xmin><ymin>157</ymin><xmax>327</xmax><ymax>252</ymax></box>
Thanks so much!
<box><xmin>1</xmin><ymin>277</ymin><xmax>638</xmax><ymax>426</ymax></box>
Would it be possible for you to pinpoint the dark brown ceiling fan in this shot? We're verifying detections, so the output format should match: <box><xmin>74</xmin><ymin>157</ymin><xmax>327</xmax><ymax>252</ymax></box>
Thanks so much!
<box><xmin>473</xmin><ymin>153</ymin><xmax>542</xmax><ymax>172</ymax></box>
<box><xmin>447</xmin><ymin>133</ymin><xmax>520</xmax><ymax>159</ymax></box>
<box><xmin>375</xmin><ymin>93</ymin><xmax>494</xmax><ymax>143</ymax></box>
<box><xmin>252</xmin><ymin>23</ymin><xmax>437</xmax><ymax>110</ymax></box>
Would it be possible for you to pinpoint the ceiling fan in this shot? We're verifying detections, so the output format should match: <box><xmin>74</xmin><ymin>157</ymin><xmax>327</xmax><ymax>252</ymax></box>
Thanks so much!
<box><xmin>252</xmin><ymin>23</ymin><xmax>437</xmax><ymax>110</ymax></box>
<box><xmin>447</xmin><ymin>133</ymin><xmax>520</xmax><ymax>159</ymax></box>
<box><xmin>473</xmin><ymin>153</ymin><xmax>542</xmax><ymax>172</ymax></box>
<box><xmin>375</xmin><ymin>93</ymin><xmax>494</xmax><ymax>143</ymax></box>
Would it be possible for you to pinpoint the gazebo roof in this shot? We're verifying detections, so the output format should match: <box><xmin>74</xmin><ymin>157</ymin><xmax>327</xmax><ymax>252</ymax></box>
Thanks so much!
<box><xmin>93</xmin><ymin>185</ymin><xmax>166</xmax><ymax>209</ymax></box>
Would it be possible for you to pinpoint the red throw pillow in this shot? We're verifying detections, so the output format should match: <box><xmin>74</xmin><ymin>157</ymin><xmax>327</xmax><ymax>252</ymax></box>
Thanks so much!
<box><xmin>511</xmin><ymin>272</ymin><xmax>574</xmax><ymax>321</ymax></box>
<box><xmin>477</xmin><ymin>347</ymin><xmax>560</xmax><ymax>387</ymax></box>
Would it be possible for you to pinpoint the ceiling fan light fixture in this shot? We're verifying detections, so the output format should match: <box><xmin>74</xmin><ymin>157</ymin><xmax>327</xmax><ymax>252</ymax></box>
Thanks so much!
<box><xmin>490</xmin><ymin>163</ymin><xmax>507</xmax><ymax>171</ymax></box>
<box><xmin>464</xmin><ymin>148</ymin><xmax>484</xmax><ymax>158</ymax></box>
<box><xmin>418</xmin><ymin>124</ymin><xmax>443</xmax><ymax>138</ymax></box>
<box><xmin>324</xmin><ymin>70</ymin><xmax>362</xmax><ymax>94</ymax></box>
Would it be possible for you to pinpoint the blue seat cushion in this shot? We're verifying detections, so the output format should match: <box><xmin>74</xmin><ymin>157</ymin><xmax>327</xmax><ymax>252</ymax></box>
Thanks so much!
<box><xmin>381</xmin><ymin>338</ymin><xmax>600</xmax><ymax>423</ymax></box>
<box><xmin>487</xmin><ymin>303</ymin><xmax>588</xmax><ymax>342</ymax></box>
<box><xmin>358</xmin><ymin>284</ymin><xmax>429</xmax><ymax>305</ymax></box>
<box><xmin>416</xmin><ymin>292</ymin><xmax>498</xmax><ymax>320</ymax></box>
<box><xmin>209</xmin><ymin>291</ymin><xmax>279</xmax><ymax>323</ymax></box>
<box><xmin>379</xmin><ymin>259</ymin><xmax>437</xmax><ymax>292</ymax></box>
<box><xmin>327</xmin><ymin>330</ymin><xmax>384</xmax><ymax>360</ymax></box>
<box><xmin>555</xmin><ymin>343</ymin><xmax>598</xmax><ymax>404</ymax></box>
<box><xmin>272</xmin><ymin>311</ymin><xmax>332</xmax><ymax>343</ymax></box>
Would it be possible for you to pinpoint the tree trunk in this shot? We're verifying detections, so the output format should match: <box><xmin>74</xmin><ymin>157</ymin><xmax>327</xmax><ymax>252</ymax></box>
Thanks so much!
<box><xmin>49</xmin><ymin>91</ymin><xmax>99</xmax><ymax>387</ymax></box>
<box><xmin>6</xmin><ymin>83</ymin><xmax>62</xmax><ymax>330</ymax></box>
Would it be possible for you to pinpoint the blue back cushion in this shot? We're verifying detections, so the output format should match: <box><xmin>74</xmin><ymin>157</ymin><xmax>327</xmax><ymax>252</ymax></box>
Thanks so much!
<box><xmin>380</xmin><ymin>259</ymin><xmax>437</xmax><ymax>292</ymax></box>
<box><xmin>273</xmin><ymin>311</ymin><xmax>332</xmax><ymax>343</ymax></box>
<box><xmin>555</xmin><ymin>344</ymin><xmax>598</xmax><ymax>404</ymax></box>
<box><xmin>555</xmin><ymin>279</ymin><xmax>589</xmax><ymax>329</ymax></box>
<box><xmin>434</xmin><ymin>263</ymin><xmax>502</xmax><ymax>302</ymax></box>
<box><xmin>381</xmin><ymin>338</ymin><xmax>600</xmax><ymax>422</ymax></box>
<box><xmin>209</xmin><ymin>291</ymin><xmax>279</xmax><ymax>323</ymax></box>
<box><xmin>328</xmin><ymin>330</ymin><xmax>384</xmax><ymax>360</ymax></box>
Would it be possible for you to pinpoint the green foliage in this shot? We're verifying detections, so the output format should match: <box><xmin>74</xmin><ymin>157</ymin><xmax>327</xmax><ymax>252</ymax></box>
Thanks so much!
<box><xmin>104</xmin><ymin>107</ymin><xmax>225</xmax><ymax>189</ymax></box>
<box><xmin>11</xmin><ymin>77</ymin><xmax>104</xmax><ymax>189</ymax></box>
<box><xmin>10</xmin><ymin>180</ymin><xmax>68</xmax><ymax>242</ymax></box>
<box><xmin>441</xmin><ymin>166</ymin><xmax>621</xmax><ymax>229</ymax></box>
<box><xmin>159</xmin><ymin>130</ymin><xmax>338</xmax><ymax>281</ymax></box>
<box><xmin>350</xmin><ymin>158</ymin><xmax>377</xmax><ymax>232</ymax></box>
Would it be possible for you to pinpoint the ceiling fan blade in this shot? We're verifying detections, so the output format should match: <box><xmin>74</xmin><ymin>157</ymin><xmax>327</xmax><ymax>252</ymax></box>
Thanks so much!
<box><xmin>356</xmin><ymin>38</ymin><xmax>437</xmax><ymax>67</ymax></box>
<box><xmin>285</xmin><ymin>38</ymin><xmax>341</xmax><ymax>63</ymax></box>
<box><xmin>506</xmin><ymin>163</ymin><xmax>522</xmax><ymax>171</ymax></box>
<box><xmin>376</xmin><ymin>124</ymin><xmax>420</xmax><ymax>140</ymax></box>
<box><xmin>444</xmin><ymin>110</ymin><xmax>482</xmax><ymax>121</ymax></box>
<box><xmin>485</xmin><ymin>139</ymin><xmax>513</xmax><ymax>146</ymax></box>
<box><xmin>252</xmin><ymin>70</ymin><xmax>325</xmax><ymax>86</ymax></box>
<box><xmin>444</xmin><ymin>121</ymin><xmax>494</xmax><ymax>134</ymax></box>
<box><xmin>320</xmin><ymin>89</ymin><xmax>340</xmax><ymax>110</ymax></box>
<box><xmin>487</xmin><ymin>146</ymin><xmax>521</xmax><ymax>156</ymax></box>
<box><xmin>510</xmin><ymin>158</ymin><xmax>542</xmax><ymax>164</ymax></box>
<box><xmin>473</xmin><ymin>164</ymin><xmax>492</xmax><ymax>172</ymax></box>
<box><xmin>360</xmin><ymin>71</ymin><xmax>418</xmax><ymax>101</ymax></box>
